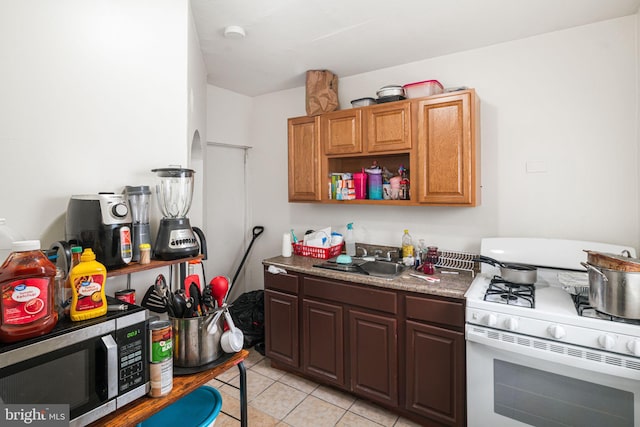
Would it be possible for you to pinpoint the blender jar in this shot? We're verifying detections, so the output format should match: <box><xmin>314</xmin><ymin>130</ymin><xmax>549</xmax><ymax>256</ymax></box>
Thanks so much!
<box><xmin>152</xmin><ymin>168</ymin><xmax>195</xmax><ymax>218</ymax></box>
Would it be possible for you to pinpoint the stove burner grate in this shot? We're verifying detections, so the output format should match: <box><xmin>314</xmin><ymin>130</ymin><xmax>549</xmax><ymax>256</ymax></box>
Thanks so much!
<box><xmin>572</xmin><ymin>294</ymin><xmax>640</xmax><ymax>325</ymax></box>
<box><xmin>484</xmin><ymin>276</ymin><xmax>535</xmax><ymax>308</ymax></box>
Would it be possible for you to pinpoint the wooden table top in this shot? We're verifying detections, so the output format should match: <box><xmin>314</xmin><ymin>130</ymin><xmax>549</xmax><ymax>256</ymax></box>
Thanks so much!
<box><xmin>89</xmin><ymin>349</ymin><xmax>249</xmax><ymax>427</ymax></box>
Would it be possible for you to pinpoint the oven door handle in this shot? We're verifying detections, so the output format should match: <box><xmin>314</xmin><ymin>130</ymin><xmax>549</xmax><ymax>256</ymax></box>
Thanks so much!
<box><xmin>466</xmin><ymin>324</ymin><xmax>640</xmax><ymax>380</ymax></box>
<box><xmin>101</xmin><ymin>334</ymin><xmax>119</xmax><ymax>400</ymax></box>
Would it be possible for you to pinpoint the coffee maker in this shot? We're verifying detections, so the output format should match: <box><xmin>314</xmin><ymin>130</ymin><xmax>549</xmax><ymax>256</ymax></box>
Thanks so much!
<box><xmin>65</xmin><ymin>193</ymin><xmax>133</xmax><ymax>269</ymax></box>
<box><xmin>152</xmin><ymin>168</ymin><xmax>206</xmax><ymax>260</ymax></box>
<box><xmin>124</xmin><ymin>185</ymin><xmax>152</xmax><ymax>262</ymax></box>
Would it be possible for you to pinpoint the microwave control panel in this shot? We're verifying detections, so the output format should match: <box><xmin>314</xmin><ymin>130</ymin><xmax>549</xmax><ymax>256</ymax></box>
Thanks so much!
<box><xmin>116</xmin><ymin>320</ymin><xmax>148</xmax><ymax>393</ymax></box>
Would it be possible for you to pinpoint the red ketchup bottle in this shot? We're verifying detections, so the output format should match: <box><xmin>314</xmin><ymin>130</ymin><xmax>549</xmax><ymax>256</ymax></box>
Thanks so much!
<box><xmin>0</xmin><ymin>240</ymin><xmax>58</xmax><ymax>343</ymax></box>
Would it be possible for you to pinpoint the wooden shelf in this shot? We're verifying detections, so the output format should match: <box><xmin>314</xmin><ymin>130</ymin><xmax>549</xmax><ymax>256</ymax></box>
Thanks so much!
<box><xmin>88</xmin><ymin>349</ymin><xmax>248</xmax><ymax>427</ymax></box>
<box><xmin>107</xmin><ymin>255</ymin><xmax>204</xmax><ymax>278</ymax></box>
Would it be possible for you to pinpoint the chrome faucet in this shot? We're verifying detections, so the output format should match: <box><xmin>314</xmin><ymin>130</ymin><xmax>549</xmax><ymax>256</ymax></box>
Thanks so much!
<box><xmin>356</xmin><ymin>246</ymin><xmax>368</xmax><ymax>257</ymax></box>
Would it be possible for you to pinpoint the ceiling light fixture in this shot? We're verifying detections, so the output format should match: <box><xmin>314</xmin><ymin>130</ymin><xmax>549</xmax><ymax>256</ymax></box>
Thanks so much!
<box><xmin>224</xmin><ymin>25</ymin><xmax>246</xmax><ymax>39</ymax></box>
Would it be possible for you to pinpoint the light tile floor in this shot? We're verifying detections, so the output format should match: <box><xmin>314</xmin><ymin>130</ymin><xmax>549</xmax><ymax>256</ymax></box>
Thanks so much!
<box><xmin>206</xmin><ymin>348</ymin><xmax>422</xmax><ymax>427</ymax></box>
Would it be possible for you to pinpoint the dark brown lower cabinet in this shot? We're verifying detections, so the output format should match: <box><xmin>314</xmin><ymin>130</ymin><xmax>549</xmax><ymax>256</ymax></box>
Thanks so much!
<box><xmin>265</xmin><ymin>290</ymin><xmax>299</xmax><ymax>367</ymax></box>
<box><xmin>302</xmin><ymin>298</ymin><xmax>345</xmax><ymax>387</ymax></box>
<box><xmin>405</xmin><ymin>321</ymin><xmax>465</xmax><ymax>426</ymax></box>
<box><xmin>263</xmin><ymin>267</ymin><xmax>466</xmax><ymax>427</ymax></box>
<box><xmin>349</xmin><ymin>309</ymin><xmax>398</xmax><ymax>406</ymax></box>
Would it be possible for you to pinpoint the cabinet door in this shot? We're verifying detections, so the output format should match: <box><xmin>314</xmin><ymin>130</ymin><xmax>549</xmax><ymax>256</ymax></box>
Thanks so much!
<box><xmin>365</xmin><ymin>102</ymin><xmax>411</xmax><ymax>153</ymax></box>
<box><xmin>288</xmin><ymin>116</ymin><xmax>321</xmax><ymax>201</ymax></box>
<box><xmin>415</xmin><ymin>91</ymin><xmax>478</xmax><ymax>205</ymax></box>
<box><xmin>321</xmin><ymin>109</ymin><xmax>362</xmax><ymax>155</ymax></box>
<box><xmin>405</xmin><ymin>320</ymin><xmax>465</xmax><ymax>427</ymax></box>
<box><xmin>265</xmin><ymin>290</ymin><xmax>299</xmax><ymax>367</ymax></box>
<box><xmin>349</xmin><ymin>309</ymin><xmax>398</xmax><ymax>406</ymax></box>
<box><xmin>302</xmin><ymin>298</ymin><xmax>345</xmax><ymax>387</ymax></box>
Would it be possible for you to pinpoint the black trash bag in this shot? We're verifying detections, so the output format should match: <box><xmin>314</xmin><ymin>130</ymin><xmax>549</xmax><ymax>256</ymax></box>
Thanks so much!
<box><xmin>229</xmin><ymin>290</ymin><xmax>264</xmax><ymax>350</ymax></box>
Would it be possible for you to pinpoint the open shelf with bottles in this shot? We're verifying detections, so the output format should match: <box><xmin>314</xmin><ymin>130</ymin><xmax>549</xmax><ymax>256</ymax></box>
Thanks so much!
<box><xmin>323</xmin><ymin>153</ymin><xmax>413</xmax><ymax>204</ymax></box>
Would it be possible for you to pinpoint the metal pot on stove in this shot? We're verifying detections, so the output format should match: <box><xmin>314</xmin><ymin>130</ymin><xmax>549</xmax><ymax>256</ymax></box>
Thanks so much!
<box><xmin>582</xmin><ymin>249</ymin><xmax>640</xmax><ymax>319</ymax></box>
<box><xmin>474</xmin><ymin>255</ymin><xmax>537</xmax><ymax>284</ymax></box>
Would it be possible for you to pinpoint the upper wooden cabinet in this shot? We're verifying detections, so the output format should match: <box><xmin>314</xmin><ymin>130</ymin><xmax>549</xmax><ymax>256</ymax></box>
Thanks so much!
<box><xmin>288</xmin><ymin>116</ymin><xmax>321</xmax><ymax>202</ymax></box>
<box><xmin>287</xmin><ymin>89</ymin><xmax>479</xmax><ymax>206</ymax></box>
<box><xmin>415</xmin><ymin>91</ymin><xmax>479</xmax><ymax>206</ymax></box>
<box><xmin>365</xmin><ymin>102</ymin><xmax>411</xmax><ymax>153</ymax></box>
<box><xmin>321</xmin><ymin>109</ymin><xmax>363</xmax><ymax>155</ymax></box>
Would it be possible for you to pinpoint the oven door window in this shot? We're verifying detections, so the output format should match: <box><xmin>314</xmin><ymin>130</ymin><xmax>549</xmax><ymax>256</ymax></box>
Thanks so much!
<box><xmin>494</xmin><ymin>359</ymin><xmax>633</xmax><ymax>427</ymax></box>
<box><xmin>0</xmin><ymin>337</ymin><xmax>109</xmax><ymax>421</ymax></box>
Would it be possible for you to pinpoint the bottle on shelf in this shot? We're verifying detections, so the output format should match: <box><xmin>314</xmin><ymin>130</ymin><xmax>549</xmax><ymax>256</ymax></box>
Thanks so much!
<box><xmin>60</xmin><ymin>246</ymin><xmax>83</xmax><ymax>317</ymax></box>
<box><xmin>69</xmin><ymin>248</ymin><xmax>107</xmax><ymax>321</ymax></box>
<box><xmin>399</xmin><ymin>165</ymin><xmax>410</xmax><ymax>200</ymax></box>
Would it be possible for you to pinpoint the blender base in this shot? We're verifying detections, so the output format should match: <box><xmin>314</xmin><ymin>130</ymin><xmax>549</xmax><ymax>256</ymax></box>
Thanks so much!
<box><xmin>154</xmin><ymin>218</ymin><xmax>199</xmax><ymax>260</ymax></box>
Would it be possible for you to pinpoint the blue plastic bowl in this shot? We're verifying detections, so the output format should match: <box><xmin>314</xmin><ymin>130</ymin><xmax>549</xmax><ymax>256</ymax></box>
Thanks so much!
<box><xmin>137</xmin><ymin>386</ymin><xmax>223</xmax><ymax>427</ymax></box>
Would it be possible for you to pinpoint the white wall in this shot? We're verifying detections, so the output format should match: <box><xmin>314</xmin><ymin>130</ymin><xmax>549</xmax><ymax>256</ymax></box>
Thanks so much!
<box><xmin>0</xmin><ymin>0</ymin><xmax>199</xmax><ymax>297</ymax></box>
<box><xmin>220</xmin><ymin>15</ymin><xmax>637</xmax><ymax>287</ymax></box>
<box><xmin>204</xmin><ymin>86</ymin><xmax>255</xmax><ymax>295</ymax></box>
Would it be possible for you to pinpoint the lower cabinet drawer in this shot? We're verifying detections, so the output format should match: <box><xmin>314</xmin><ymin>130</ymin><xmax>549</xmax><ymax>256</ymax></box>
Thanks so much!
<box><xmin>405</xmin><ymin>295</ymin><xmax>464</xmax><ymax>328</ymax></box>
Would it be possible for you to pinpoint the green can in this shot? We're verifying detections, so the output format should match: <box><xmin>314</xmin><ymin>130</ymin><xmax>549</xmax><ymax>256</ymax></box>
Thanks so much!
<box><xmin>149</xmin><ymin>320</ymin><xmax>173</xmax><ymax>363</ymax></box>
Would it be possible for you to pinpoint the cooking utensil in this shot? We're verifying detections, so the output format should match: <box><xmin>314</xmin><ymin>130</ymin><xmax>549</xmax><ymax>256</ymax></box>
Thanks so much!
<box><xmin>140</xmin><ymin>285</ymin><xmax>167</xmax><ymax>313</ymax></box>
<box><xmin>184</xmin><ymin>296</ymin><xmax>195</xmax><ymax>318</ymax></box>
<box><xmin>206</xmin><ymin>309</ymin><xmax>224</xmax><ymax>335</ymax></box>
<box><xmin>581</xmin><ymin>262</ymin><xmax>640</xmax><ymax>319</ymax></box>
<box><xmin>474</xmin><ymin>255</ymin><xmax>538</xmax><ymax>284</ymax></box>
<box><xmin>172</xmin><ymin>291</ymin><xmax>187</xmax><ymax>318</ymax></box>
<box><xmin>210</xmin><ymin>275</ymin><xmax>229</xmax><ymax>308</ymax></box>
<box><xmin>202</xmin><ymin>283</ymin><xmax>216</xmax><ymax>311</ymax></box>
<box><xmin>583</xmin><ymin>250</ymin><xmax>640</xmax><ymax>273</ymax></box>
<box><xmin>220</xmin><ymin>309</ymin><xmax>244</xmax><ymax>353</ymax></box>
<box><xmin>155</xmin><ymin>274</ymin><xmax>177</xmax><ymax>318</ymax></box>
<box><xmin>188</xmin><ymin>281</ymin><xmax>204</xmax><ymax>316</ymax></box>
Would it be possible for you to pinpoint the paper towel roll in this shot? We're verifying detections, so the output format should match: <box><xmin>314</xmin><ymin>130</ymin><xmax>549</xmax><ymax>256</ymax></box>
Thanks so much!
<box><xmin>282</xmin><ymin>232</ymin><xmax>292</xmax><ymax>257</ymax></box>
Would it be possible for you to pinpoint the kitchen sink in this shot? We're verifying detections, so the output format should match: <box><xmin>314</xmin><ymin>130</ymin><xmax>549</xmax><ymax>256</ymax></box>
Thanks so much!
<box><xmin>359</xmin><ymin>260</ymin><xmax>408</xmax><ymax>277</ymax></box>
<box><xmin>313</xmin><ymin>259</ymin><xmax>408</xmax><ymax>279</ymax></box>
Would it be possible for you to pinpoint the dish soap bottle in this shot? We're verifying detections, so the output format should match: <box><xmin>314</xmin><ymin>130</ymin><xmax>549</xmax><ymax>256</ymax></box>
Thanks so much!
<box><xmin>345</xmin><ymin>223</ymin><xmax>356</xmax><ymax>256</ymax></box>
<box><xmin>69</xmin><ymin>248</ymin><xmax>107</xmax><ymax>321</ymax></box>
<box><xmin>401</xmin><ymin>229</ymin><xmax>414</xmax><ymax>259</ymax></box>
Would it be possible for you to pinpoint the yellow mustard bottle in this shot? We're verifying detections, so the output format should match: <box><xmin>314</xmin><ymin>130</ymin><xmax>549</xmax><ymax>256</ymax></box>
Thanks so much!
<box><xmin>69</xmin><ymin>248</ymin><xmax>107</xmax><ymax>321</ymax></box>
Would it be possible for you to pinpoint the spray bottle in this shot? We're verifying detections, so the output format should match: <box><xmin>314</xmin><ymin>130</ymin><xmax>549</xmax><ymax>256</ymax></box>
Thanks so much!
<box><xmin>345</xmin><ymin>223</ymin><xmax>356</xmax><ymax>256</ymax></box>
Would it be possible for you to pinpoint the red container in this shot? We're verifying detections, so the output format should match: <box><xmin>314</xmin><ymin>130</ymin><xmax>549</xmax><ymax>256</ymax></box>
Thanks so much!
<box><xmin>353</xmin><ymin>172</ymin><xmax>367</xmax><ymax>199</ymax></box>
<box><xmin>292</xmin><ymin>243</ymin><xmax>344</xmax><ymax>259</ymax></box>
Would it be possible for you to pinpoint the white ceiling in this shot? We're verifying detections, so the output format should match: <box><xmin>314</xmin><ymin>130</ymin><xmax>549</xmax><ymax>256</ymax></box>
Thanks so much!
<box><xmin>191</xmin><ymin>0</ymin><xmax>640</xmax><ymax>97</ymax></box>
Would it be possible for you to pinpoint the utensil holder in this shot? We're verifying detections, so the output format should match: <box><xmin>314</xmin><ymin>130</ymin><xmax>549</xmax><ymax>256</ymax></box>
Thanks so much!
<box><xmin>170</xmin><ymin>313</ymin><xmax>223</xmax><ymax>367</ymax></box>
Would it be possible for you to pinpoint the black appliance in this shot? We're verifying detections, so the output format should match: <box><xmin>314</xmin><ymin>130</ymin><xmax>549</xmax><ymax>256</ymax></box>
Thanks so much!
<box><xmin>152</xmin><ymin>168</ymin><xmax>206</xmax><ymax>260</ymax></box>
<box><xmin>0</xmin><ymin>300</ymin><xmax>148</xmax><ymax>427</ymax></box>
<box><xmin>65</xmin><ymin>194</ymin><xmax>133</xmax><ymax>269</ymax></box>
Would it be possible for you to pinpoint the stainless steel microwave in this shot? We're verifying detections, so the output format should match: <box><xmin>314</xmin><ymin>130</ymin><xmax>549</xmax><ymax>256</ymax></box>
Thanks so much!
<box><xmin>0</xmin><ymin>304</ymin><xmax>148</xmax><ymax>427</ymax></box>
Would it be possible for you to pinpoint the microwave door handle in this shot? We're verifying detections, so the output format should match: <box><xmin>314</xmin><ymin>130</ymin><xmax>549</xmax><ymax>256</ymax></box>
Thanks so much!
<box><xmin>101</xmin><ymin>335</ymin><xmax>119</xmax><ymax>400</ymax></box>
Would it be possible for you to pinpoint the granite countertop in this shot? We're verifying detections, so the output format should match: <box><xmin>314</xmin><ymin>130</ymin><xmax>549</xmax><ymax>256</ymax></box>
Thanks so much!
<box><xmin>263</xmin><ymin>255</ymin><xmax>474</xmax><ymax>300</ymax></box>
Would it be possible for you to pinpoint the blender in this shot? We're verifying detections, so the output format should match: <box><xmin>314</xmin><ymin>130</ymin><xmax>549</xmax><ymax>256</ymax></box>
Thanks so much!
<box><xmin>124</xmin><ymin>185</ymin><xmax>152</xmax><ymax>262</ymax></box>
<box><xmin>152</xmin><ymin>168</ymin><xmax>206</xmax><ymax>260</ymax></box>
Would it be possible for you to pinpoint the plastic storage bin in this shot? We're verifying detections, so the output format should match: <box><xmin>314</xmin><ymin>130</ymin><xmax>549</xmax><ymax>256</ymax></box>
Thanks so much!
<box><xmin>137</xmin><ymin>386</ymin><xmax>223</xmax><ymax>427</ymax></box>
<box><xmin>402</xmin><ymin>80</ymin><xmax>443</xmax><ymax>98</ymax></box>
<box><xmin>350</xmin><ymin>97</ymin><xmax>376</xmax><ymax>107</ymax></box>
<box><xmin>292</xmin><ymin>242</ymin><xmax>343</xmax><ymax>259</ymax></box>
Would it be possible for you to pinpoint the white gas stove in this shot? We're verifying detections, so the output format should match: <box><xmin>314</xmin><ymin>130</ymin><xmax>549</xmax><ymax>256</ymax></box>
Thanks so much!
<box><xmin>465</xmin><ymin>238</ymin><xmax>640</xmax><ymax>427</ymax></box>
